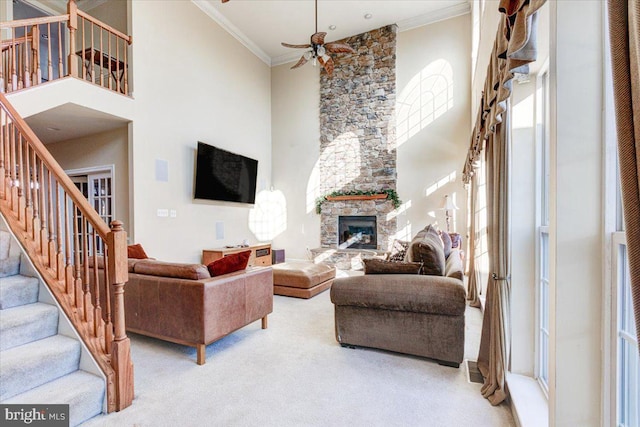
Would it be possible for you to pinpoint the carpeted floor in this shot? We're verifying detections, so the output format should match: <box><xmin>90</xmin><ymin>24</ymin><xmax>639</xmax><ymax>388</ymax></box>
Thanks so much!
<box><xmin>85</xmin><ymin>278</ymin><xmax>514</xmax><ymax>427</ymax></box>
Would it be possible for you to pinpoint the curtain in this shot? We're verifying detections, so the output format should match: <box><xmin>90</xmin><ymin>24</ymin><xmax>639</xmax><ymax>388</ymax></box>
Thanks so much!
<box><xmin>463</xmin><ymin>0</ymin><xmax>547</xmax><ymax>184</ymax></box>
<box><xmin>477</xmin><ymin>117</ymin><xmax>511</xmax><ymax>406</ymax></box>
<box><xmin>608</xmin><ymin>0</ymin><xmax>640</xmax><ymax>341</ymax></box>
<box><xmin>466</xmin><ymin>171</ymin><xmax>482</xmax><ymax>308</ymax></box>
<box><xmin>463</xmin><ymin>0</ymin><xmax>547</xmax><ymax>406</ymax></box>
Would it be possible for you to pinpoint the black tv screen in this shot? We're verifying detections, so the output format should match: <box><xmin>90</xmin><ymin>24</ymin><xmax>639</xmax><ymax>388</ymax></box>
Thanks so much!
<box><xmin>194</xmin><ymin>142</ymin><xmax>258</xmax><ymax>204</ymax></box>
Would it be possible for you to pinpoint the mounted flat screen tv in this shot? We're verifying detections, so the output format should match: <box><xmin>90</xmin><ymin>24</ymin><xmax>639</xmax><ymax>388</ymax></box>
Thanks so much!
<box><xmin>194</xmin><ymin>142</ymin><xmax>258</xmax><ymax>204</ymax></box>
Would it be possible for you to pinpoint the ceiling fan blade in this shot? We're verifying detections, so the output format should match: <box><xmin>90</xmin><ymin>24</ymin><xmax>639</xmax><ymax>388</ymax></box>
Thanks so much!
<box><xmin>311</xmin><ymin>32</ymin><xmax>327</xmax><ymax>45</ymax></box>
<box><xmin>324</xmin><ymin>42</ymin><xmax>356</xmax><ymax>54</ymax></box>
<box><xmin>221</xmin><ymin>0</ymin><xmax>229</xmax><ymax>2</ymax></box>
<box><xmin>291</xmin><ymin>55</ymin><xmax>309</xmax><ymax>69</ymax></box>
<box><xmin>281</xmin><ymin>42</ymin><xmax>312</xmax><ymax>49</ymax></box>
<box><xmin>318</xmin><ymin>56</ymin><xmax>334</xmax><ymax>76</ymax></box>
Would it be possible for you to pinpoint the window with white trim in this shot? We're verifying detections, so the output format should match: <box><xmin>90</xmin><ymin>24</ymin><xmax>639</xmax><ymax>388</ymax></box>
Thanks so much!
<box><xmin>536</xmin><ymin>69</ymin><xmax>550</xmax><ymax>393</ymax></box>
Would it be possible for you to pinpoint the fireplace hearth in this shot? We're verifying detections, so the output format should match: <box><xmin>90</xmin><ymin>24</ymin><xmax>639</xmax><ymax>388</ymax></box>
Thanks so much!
<box><xmin>338</xmin><ymin>216</ymin><xmax>377</xmax><ymax>249</ymax></box>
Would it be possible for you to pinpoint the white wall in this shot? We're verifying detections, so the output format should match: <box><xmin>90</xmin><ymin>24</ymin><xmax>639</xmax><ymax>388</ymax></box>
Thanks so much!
<box><xmin>396</xmin><ymin>14</ymin><xmax>471</xmax><ymax>242</ymax></box>
<box><xmin>270</xmin><ymin>63</ymin><xmax>320</xmax><ymax>260</ymax></box>
<box><xmin>271</xmin><ymin>15</ymin><xmax>471</xmax><ymax>258</ymax></box>
<box><xmin>46</xmin><ymin>126</ymin><xmax>130</xmax><ymax>233</ymax></box>
<box><xmin>129</xmin><ymin>1</ymin><xmax>271</xmax><ymax>262</ymax></box>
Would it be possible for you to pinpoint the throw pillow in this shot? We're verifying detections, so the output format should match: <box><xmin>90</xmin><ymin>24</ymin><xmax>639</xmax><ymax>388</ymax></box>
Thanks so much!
<box><xmin>363</xmin><ymin>258</ymin><xmax>422</xmax><ymax>275</ymax></box>
<box><xmin>127</xmin><ymin>243</ymin><xmax>149</xmax><ymax>259</ymax></box>
<box><xmin>207</xmin><ymin>250</ymin><xmax>251</xmax><ymax>277</ymax></box>
<box><xmin>387</xmin><ymin>240</ymin><xmax>410</xmax><ymax>262</ymax></box>
<box><xmin>406</xmin><ymin>225</ymin><xmax>445</xmax><ymax>276</ymax></box>
<box><xmin>439</xmin><ymin>230</ymin><xmax>453</xmax><ymax>259</ymax></box>
<box><xmin>449</xmin><ymin>232</ymin><xmax>462</xmax><ymax>249</ymax></box>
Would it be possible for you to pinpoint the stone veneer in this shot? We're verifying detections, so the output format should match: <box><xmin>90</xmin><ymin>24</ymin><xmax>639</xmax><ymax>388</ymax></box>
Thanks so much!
<box><xmin>318</xmin><ymin>25</ymin><xmax>397</xmax><ymax>252</ymax></box>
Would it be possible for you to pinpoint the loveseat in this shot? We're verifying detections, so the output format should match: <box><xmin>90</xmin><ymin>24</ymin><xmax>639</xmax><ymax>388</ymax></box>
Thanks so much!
<box><xmin>122</xmin><ymin>258</ymin><xmax>273</xmax><ymax>365</ymax></box>
<box><xmin>330</xmin><ymin>226</ymin><xmax>466</xmax><ymax>367</ymax></box>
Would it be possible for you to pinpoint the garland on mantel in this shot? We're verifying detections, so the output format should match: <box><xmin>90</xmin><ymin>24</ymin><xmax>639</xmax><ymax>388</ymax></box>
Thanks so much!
<box><xmin>315</xmin><ymin>189</ymin><xmax>402</xmax><ymax>214</ymax></box>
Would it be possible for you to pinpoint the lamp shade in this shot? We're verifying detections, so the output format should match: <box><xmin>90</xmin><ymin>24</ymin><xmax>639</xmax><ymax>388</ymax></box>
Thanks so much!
<box><xmin>440</xmin><ymin>195</ymin><xmax>459</xmax><ymax>211</ymax></box>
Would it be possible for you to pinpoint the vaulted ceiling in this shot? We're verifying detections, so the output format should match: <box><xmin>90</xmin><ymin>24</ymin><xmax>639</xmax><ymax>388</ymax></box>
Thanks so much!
<box><xmin>194</xmin><ymin>0</ymin><xmax>470</xmax><ymax>66</ymax></box>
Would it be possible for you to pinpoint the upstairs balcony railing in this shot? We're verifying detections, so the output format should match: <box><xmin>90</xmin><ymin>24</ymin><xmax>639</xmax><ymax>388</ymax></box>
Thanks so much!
<box><xmin>0</xmin><ymin>0</ymin><xmax>132</xmax><ymax>95</ymax></box>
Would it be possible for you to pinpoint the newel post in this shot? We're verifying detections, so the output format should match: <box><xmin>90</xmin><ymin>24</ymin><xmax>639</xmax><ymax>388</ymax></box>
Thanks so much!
<box><xmin>106</xmin><ymin>220</ymin><xmax>134</xmax><ymax>411</ymax></box>
<box><xmin>67</xmin><ymin>0</ymin><xmax>78</xmax><ymax>78</ymax></box>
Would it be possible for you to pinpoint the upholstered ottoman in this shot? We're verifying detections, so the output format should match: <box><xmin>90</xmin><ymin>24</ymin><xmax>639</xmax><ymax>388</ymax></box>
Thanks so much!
<box><xmin>272</xmin><ymin>261</ymin><xmax>336</xmax><ymax>299</ymax></box>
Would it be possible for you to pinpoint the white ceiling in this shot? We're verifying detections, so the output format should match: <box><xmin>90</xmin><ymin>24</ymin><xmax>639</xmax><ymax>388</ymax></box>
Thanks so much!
<box><xmin>25</xmin><ymin>104</ymin><xmax>129</xmax><ymax>144</ymax></box>
<box><xmin>194</xmin><ymin>0</ymin><xmax>470</xmax><ymax>66</ymax></box>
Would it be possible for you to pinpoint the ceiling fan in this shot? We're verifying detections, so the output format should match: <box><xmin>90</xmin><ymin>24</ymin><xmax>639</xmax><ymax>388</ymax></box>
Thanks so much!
<box><xmin>280</xmin><ymin>0</ymin><xmax>355</xmax><ymax>76</ymax></box>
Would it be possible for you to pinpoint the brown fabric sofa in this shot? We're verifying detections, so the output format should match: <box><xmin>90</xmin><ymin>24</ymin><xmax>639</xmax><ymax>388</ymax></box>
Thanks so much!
<box><xmin>122</xmin><ymin>259</ymin><xmax>273</xmax><ymax>365</ymax></box>
<box><xmin>330</xmin><ymin>243</ymin><xmax>466</xmax><ymax>367</ymax></box>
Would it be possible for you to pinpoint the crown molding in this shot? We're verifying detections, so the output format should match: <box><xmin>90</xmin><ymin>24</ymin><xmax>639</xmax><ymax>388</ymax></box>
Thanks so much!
<box><xmin>396</xmin><ymin>2</ymin><xmax>471</xmax><ymax>32</ymax></box>
<box><xmin>272</xmin><ymin>51</ymin><xmax>307</xmax><ymax>67</ymax></box>
<box><xmin>192</xmin><ymin>0</ymin><xmax>272</xmax><ymax>66</ymax></box>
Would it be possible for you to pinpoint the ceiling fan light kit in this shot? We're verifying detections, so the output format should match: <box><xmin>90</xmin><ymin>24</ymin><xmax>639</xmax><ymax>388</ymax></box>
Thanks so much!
<box><xmin>280</xmin><ymin>0</ymin><xmax>355</xmax><ymax>76</ymax></box>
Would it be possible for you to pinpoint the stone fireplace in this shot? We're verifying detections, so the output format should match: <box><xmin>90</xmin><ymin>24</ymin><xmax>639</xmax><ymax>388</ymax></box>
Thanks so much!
<box><xmin>313</xmin><ymin>25</ymin><xmax>397</xmax><ymax>269</ymax></box>
<box><xmin>338</xmin><ymin>215</ymin><xmax>377</xmax><ymax>249</ymax></box>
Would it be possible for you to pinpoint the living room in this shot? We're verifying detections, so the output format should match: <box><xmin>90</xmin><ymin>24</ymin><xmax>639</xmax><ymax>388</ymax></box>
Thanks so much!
<box><xmin>0</xmin><ymin>0</ymin><xmax>638</xmax><ymax>426</ymax></box>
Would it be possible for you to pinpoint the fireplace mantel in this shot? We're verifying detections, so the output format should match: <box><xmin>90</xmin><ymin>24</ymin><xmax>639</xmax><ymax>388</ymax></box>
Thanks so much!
<box><xmin>325</xmin><ymin>194</ymin><xmax>388</xmax><ymax>202</ymax></box>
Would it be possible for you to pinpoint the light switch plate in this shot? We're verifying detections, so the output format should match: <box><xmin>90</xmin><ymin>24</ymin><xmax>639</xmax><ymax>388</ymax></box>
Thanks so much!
<box><xmin>157</xmin><ymin>209</ymin><xmax>169</xmax><ymax>217</ymax></box>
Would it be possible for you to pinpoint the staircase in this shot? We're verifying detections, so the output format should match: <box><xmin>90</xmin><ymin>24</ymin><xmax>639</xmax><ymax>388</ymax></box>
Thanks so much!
<box><xmin>0</xmin><ymin>81</ymin><xmax>133</xmax><ymax>413</ymax></box>
<box><xmin>0</xmin><ymin>230</ymin><xmax>104</xmax><ymax>426</ymax></box>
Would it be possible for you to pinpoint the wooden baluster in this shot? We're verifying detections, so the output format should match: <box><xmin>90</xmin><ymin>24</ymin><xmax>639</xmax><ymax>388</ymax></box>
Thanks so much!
<box><xmin>9</xmin><ymin>122</ymin><xmax>17</xmax><ymax>210</ymax></box>
<box><xmin>92</xmin><ymin>228</ymin><xmax>102</xmax><ymax>338</ymax></box>
<box><xmin>33</xmin><ymin>25</ymin><xmax>41</xmax><ymax>85</ymax></box>
<box><xmin>68</xmin><ymin>0</ymin><xmax>78</xmax><ymax>78</ymax></box>
<box><xmin>107</xmin><ymin>220</ymin><xmax>133</xmax><ymax>410</ymax></box>
<box><xmin>11</xmin><ymin>28</ymin><xmax>17</xmax><ymax>91</ymax></box>
<box><xmin>30</xmin><ymin>149</ymin><xmax>39</xmax><ymax>242</ymax></box>
<box><xmin>47</xmin><ymin>23</ymin><xmax>53</xmax><ymax>83</ymax></box>
<box><xmin>99</xmin><ymin>27</ymin><xmax>104</xmax><ymax>88</ymax></box>
<box><xmin>54</xmin><ymin>177</ymin><xmax>63</xmax><ymax>281</ymax></box>
<box><xmin>115</xmin><ymin>37</ymin><xmax>120</xmax><ymax>93</ymax></box>
<box><xmin>23</xmin><ymin>142</ymin><xmax>32</xmax><ymax>233</ymax></box>
<box><xmin>81</xmin><ymin>18</ymin><xmax>86</xmax><ymax>80</ymax></box>
<box><xmin>82</xmin><ymin>218</ymin><xmax>92</xmax><ymax>323</ymax></box>
<box><xmin>57</xmin><ymin>22</ymin><xmax>63</xmax><ymax>79</ymax></box>
<box><xmin>90</xmin><ymin>20</ymin><xmax>94</xmax><ymax>84</ymax></box>
<box><xmin>38</xmin><ymin>160</ymin><xmax>46</xmax><ymax>257</ymax></box>
<box><xmin>103</xmin><ymin>244</ymin><xmax>113</xmax><ymax>354</ymax></box>
<box><xmin>123</xmin><ymin>36</ymin><xmax>129</xmax><ymax>95</ymax></box>
<box><xmin>73</xmin><ymin>204</ymin><xmax>83</xmax><ymax>310</ymax></box>
<box><xmin>1</xmin><ymin>49</ymin><xmax>5</xmax><ymax>92</ymax></box>
<box><xmin>17</xmin><ymin>38</ymin><xmax>23</xmax><ymax>90</ymax></box>
<box><xmin>107</xmin><ymin>32</ymin><xmax>112</xmax><ymax>91</ymax></box>
<box><xmin>64</xmin><ymin>191</ymin><xmax>73</xmax><ymax>293</ymax></box>
<box><xmin>23</xmin><ymin>25</ymin><xmax>30</xmax><ymax>89</ymax></box>
<box><xmin>17</xmin><ymin>134</ymin><xmax>25</xmax><ymax>224</ymax></box>
<box><xmin>46</xmin><ymin>168</ymin><xmax>55</xmax><ymax>267</ymax></box>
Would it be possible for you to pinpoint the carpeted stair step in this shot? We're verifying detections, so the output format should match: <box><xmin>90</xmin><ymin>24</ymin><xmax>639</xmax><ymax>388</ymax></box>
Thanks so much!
<box><xmin>0</xmin><ymin>275</ymin><xmax>39</xmax><ymax>309</ymax></box>
<box><xmin>3</xmin><ymin>370</ymin><xmax>105</xmax><ymax>427</ymax></box>
<box><xmin>0</xmin><ymin>335</ymin><xmax>81</xmax><ymax>400</ymax></box>
<box><xmin>0</xmin><ymin>303</ymin><xmax>59</xmax><ymax>351</ymax></box>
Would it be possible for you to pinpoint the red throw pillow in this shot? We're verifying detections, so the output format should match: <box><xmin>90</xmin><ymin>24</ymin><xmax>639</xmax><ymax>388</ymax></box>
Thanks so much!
<box><xmin>207</xmin><ymin>250</ymin><xmax>251</xmax><ymax>277</ymax></box>
<box><xmin>127</xmin><ymin>244</ymin><xmax>149</xmax><ymax>259</ymax></box>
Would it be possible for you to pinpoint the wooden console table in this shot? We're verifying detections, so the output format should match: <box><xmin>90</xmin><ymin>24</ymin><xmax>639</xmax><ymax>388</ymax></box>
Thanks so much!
<box><xmin>202</xmin><ymin>243</ymin><xmax>272</xmax><ymax>267</ymax></box>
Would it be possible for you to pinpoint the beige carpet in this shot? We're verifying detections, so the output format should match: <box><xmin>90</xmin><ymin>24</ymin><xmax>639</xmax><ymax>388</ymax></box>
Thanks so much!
<box><xmin>85</xmin><ymin>279</ymin><xmax>514</xmax><ymax>427</ymax></box>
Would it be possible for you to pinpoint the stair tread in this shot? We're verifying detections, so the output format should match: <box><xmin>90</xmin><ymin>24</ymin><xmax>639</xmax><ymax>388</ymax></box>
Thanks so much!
<box><xmin>3</xmin><ymin>371</ymin><xmax>105</xmax><ymax>427</ymax></box>
<box><xmin>0</xmin><ymin>275</ymin><xmax>39</xmax><ymax>309</ymax></box>
<box><xmin>0</xmin><ymin>303</ymin><xmax>59</xmax><ymax>351</ymax></box>
<box><xmin>0</xmin><ymin>335</ymin><xmax>81</xmax><ymax>401</ymax></box>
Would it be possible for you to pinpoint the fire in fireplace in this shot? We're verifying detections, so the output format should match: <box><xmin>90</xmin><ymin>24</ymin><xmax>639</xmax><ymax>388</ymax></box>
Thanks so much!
<box><xmin>338</xmin><ymin>216</ymin><xmax>377</xmax><ymax>249</ymax></box>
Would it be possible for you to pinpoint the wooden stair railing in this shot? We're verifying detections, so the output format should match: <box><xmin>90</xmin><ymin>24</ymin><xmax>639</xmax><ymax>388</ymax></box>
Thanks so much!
<box><xmin>1</xmin><ymin>0</ymin><xmax>132</xmax><ymax>95</ymax></box>
<box><xmin>0</xmin><ymin>92</ymin><xmax>133</xmax><ymax>412</ymax></box>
